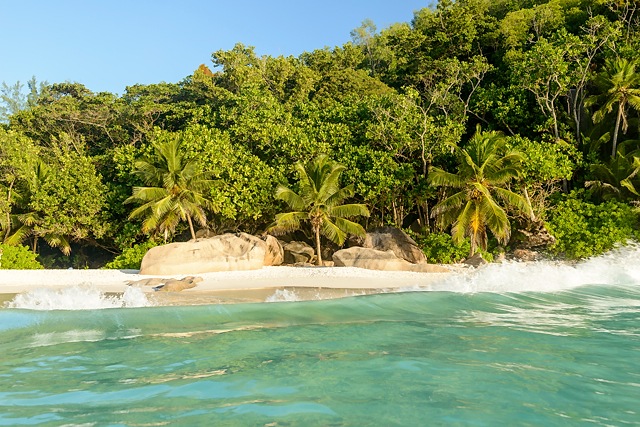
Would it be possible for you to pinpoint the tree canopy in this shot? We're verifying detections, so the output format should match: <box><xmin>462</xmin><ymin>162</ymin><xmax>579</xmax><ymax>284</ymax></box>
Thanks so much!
<box><xmin>1</xmin><ymin>0</ymin><xmax>639</xmax><ymax>266</ymax></box>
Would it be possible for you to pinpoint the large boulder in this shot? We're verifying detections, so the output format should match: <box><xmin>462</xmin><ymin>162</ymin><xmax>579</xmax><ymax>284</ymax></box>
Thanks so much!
<box><xmin>263</xmin><ymin>235</ymin><xmax>284</xmax><ymax>266</ymax></box>
<box><xmin>283</xmin><ymin>241</ymin><xmax>315</xmax><ymax>264</ymax></box>
<box><xmin>140</xmin><ymin>232</ymin><xmax>266</xmax><ymax>275</ymax></box>
<box><xmin>463</xmin><ymin>253</ymin><xmax>488</xmax><ymax>268</ymax></box>
<box><xmin>333</xmin><ymin>247</ymin><xmax>449</xmax><ymax>272</ymax></box>
<box><xmin>363</xmin><ymin>227</ymin><xmax>427</xmax><ymax>264</ymax></box>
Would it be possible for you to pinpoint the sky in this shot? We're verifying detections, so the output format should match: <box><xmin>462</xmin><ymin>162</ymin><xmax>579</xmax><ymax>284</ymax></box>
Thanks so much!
<box><xmin>1</xmin><ymin>0</ymin><xmax>428</xmax><ymax>95</ymax></box>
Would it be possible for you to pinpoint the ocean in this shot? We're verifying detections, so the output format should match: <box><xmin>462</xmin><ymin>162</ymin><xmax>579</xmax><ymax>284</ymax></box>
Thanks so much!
<box><xmin>1</xmin><ymin>247</ymin><xmax>639</xmax><ymax>426</ymax></box>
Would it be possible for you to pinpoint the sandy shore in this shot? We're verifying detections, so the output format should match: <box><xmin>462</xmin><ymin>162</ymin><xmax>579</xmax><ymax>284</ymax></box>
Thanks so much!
<box><xmin>0</xmin><ymin>266</ymin><xmax>455</xmax><ymax>295</ymax></box>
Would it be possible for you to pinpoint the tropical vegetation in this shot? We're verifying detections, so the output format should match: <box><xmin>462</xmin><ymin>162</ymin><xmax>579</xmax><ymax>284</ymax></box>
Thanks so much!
<box><xmin>270</xmin><ymin>155</ymin><xmax>369</xmax><ymax>265</ymax></box>
<box><xmin>428</xmin><ymin>126</ymin><xmax>533</xmax><ymax>256</ymax></box>
<box><xmin>1</xmin><ymin>0</ymin><xmax>640</xmax><ymax>268</ymax></box>
<box><xmin>125</xmin><ymin>136</ymin><xmax>216</xmax><ymax>241</ymax></box>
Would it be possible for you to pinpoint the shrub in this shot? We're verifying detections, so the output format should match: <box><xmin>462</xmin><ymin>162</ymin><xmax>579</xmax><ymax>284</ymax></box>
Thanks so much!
<box><xmin>0</xmin><ymin>244</ymin><xmax>44</xmax><ymax>269</ymax></box>
<box><xmin>546</xmin><ymin>192</ymin><xmax>639</xmax><ymax>259</ymax></box>
<box><xmin>103</xmin><ymin>241</ymin><xmax>158</xmax><ymax>270</ymax></box>
<box><xmin>408</xmin><ymin>231</ymin><xmax>470</xmax><ymax>264</ymax></box>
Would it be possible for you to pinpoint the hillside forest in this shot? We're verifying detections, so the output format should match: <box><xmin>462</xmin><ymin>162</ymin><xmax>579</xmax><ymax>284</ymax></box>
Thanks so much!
<box><xmin>1</xmin><ymin>0</ymin><xmax>640</xmax><ymax>268</ymax></box>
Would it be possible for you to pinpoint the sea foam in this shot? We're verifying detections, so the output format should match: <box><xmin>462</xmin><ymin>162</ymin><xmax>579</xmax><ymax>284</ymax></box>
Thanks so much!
<box><xmin>404</xmin><ymin>244</ymin><xmax>640</xmax><ymax>294</ymax></box>
<box><xmin>5</xmin><ymin>285</ymin><xmax>152</xmax><ymax>310</ymax></box>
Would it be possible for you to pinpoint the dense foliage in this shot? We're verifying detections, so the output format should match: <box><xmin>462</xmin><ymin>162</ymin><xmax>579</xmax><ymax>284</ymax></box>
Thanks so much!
<box><xmin>546</xmin><ymin>192</ymin><xmax>640</xmax><ymax>259</ymax></box>
<box><xmin>2</xmin><ymin>0</ymin><xmax>640</xmax><ymax>266</ymax></box>
<box><xmin>409</xmin><ymin>231</ymin><xmax>471</xmax><ymax>264</ymax></box>
<box><xmin>0</xmin><ymin>244</ymin><xmax>44</xmax><ymax>269</ymax></box>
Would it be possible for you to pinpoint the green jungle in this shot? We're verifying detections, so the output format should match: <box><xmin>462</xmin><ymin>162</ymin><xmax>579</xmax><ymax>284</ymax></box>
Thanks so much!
<box><xmin>1</xmin><ymin>0</ymin><xmax>640</xmax><ymax>269</ymax></box>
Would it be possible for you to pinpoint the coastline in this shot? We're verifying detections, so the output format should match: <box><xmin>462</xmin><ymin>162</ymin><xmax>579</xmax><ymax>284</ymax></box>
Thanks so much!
<box><xmin>0</xmin><ymin>266</ymin><xmax>456</xmax><ymax>305</ymax></box>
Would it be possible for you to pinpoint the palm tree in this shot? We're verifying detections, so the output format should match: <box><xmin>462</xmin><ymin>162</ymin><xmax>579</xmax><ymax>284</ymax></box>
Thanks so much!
<box><xmin>586</xmin><ymin>58</ymin><xmax>640</xmax><ymax>158</ymax></box>
<box><xmin>2</xmin><ymin>160</ymin><xmax>72</xmax><ymax>255</ymax></box>
<box><xmin>270</xmin><ymin>155</ymin><xmax>370</xmax><ymax>265</ymax></box>
<box><xmin>585</xmin><ymin>142</ymin><xmax>640</xmax><ymax>201</ymax></box>
<box><xmin>125</xmin><ymin>137</ymin><xmax>216</xmax><ymax>241</ymax></box>
<box><xmin>428</xmin><ymin>126</ymin><xmax>533</xmax><ymax>257</ymax></box>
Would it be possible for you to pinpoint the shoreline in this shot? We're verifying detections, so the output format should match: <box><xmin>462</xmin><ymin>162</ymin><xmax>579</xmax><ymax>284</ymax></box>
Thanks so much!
<box><xmin>0</xmin><ymin>266</ymin><xmax>457</xmax><ymax>304</ymax></box>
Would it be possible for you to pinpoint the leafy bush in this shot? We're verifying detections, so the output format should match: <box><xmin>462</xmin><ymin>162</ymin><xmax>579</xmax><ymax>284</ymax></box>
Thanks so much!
<box><xmin>103</xmin><ymin>241</ymin><xmax>158</xmax><ymax>270</ymax></box>
<box><xmin>408</xmin><ymin>231</ymin><xmax>471</xmax><ymax>264</ymax></box>
<box><xmin>546</xmin><ymin>192</ymin><xmax>640</xmax><ymax>259</ymax></box>
<box><xmin>505</xmin><ymin>135</ymin><xmax>578</xmax><ymax>185</ymax></box>
<box><xmin>0</xmin><ymin>244</ymin><xmax>44</xmax><ymax>269</ymax></box>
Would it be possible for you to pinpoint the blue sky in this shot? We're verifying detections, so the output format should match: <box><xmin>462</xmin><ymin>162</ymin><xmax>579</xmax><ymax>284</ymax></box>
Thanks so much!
<box><xmin>1</xmin><ymin>1</ymin><xmax>427</xmax><ymax>95</ymax></box>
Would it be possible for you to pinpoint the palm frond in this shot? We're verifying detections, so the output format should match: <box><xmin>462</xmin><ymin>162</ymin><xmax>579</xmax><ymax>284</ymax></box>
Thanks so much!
<box><xmin>323</xmin><ymin>184</ymin><xmax>355</xmax><ymax>208</ymax></box>
<box><xmin>492</xmin><ymin>187</ymin><xmax>534</xmax><ymax>218</ymax></box>
<box><xmin>317</xmin><ymin>163</ymin><xmax>346</xmax><ymax>202</ymax></box>
<box><xmin>44</xmin><ymin>234</ymin><xmax>71</xmax><ymax>256</ymax></box>
<box><xmin>321</xmin><ymin>219</ymin><xmax>347</xmax><ymax>246</ymax></box>
<box><xmin>126</xmin><ymin>187</ymin><xmax>169</xmax><ymax>204</ymax></box>
<box><xmin>333</xmin><ymin>217</ymin><xmax>366</xmax><ymax>239</ymax></box>
<box><xmin>268</xmin><ymin>211</ymin><xmax>308</xmax><ymax>235</ymax></box>
<box><xmin>4</xmin><ymin>225</ymin><xmax>32</xmax><ymax>246</ymax></box>
<box><xmin>620</xmin><ymin>178</ymin><xmax>640</xmax><ymax>196</ymax></box>
<box><xmin>470</xmin><ymin>203</ymin><xmax>488</xmax><ymax>253</ymax></box>
<box><xmin>132</xmin><ymin>160</ymin><xmax>163</xmax><ymax>186</ymax></box>
<box><xmin>328</xmin><ymin>203</ymin><xmax>370</xmax><ymax>219</ymax></box>
<box><xmin>451</xmin><ymin>201</ymin><xmax>474</xmax><ymax>245</ymax></box>
<box><xmin>275</xmin><ymin>185</ymin><xmax>306</xmax><ymax>211</ymax></box>
<box><xmin>16</xmin><ymin>211</ymin><xmax>40</xmax><ymax>227</ymax></box>
<box><xmin>294</xmin><ymin>161</ymin><xmax>317</xmax><ymax>200</ymax></box>
<box><xmin>477</xmin><ymin>190</ymin><xmax>511</xmax><ymax>244</ymax></box>
<box><xmin>428</xmin><ymin>167</ymin><xmax>466</xmax><ymax>188</ymax></box>
<box><xmin>431</xmin><ymin>190</ymin><xmax>468</xmax><ymax>217</ymax></box>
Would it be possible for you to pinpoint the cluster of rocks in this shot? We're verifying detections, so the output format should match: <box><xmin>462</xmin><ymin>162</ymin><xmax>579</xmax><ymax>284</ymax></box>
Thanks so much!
<box><xmin>139</xmin><ymin>227</ymin><xmax>449</xmax><ymax>277</ymax></box>
<box><xmin>135</xmin><ymin>223</ymin><xmax>558</xmax><ymax>291</ymax></box>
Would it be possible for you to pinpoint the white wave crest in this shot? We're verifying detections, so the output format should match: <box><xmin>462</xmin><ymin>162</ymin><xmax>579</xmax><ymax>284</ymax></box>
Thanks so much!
<box><xmin>5</xmin><ymin>285</ymin><xmax>153</xmax><ymax>310</ymax></box>
<box><xmin>410</xmin><ymin>244</ymin><xmax>640</xmax><ymax>293</ymax></box>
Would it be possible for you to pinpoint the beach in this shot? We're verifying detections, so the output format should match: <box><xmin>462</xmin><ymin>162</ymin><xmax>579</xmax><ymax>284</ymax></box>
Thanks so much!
<box><xmin>0</xmin><ymin>266</ymin><xmax>456</xmax><ymax>306</ymax></box>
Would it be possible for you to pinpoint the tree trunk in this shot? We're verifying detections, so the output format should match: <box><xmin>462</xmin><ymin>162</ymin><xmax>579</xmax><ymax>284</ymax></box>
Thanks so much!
<box><xmin>551</xmin><ymin>108</ymin><xmax>560</xmax><ymax>141</ymax></box>
<box><xmin>4</xmin><ymin>180</ymin><xmax>14</xmax><ymax>242</ymax></box>
<box><xmin>187</xmin><ymin>214</ymin><xmax>196</xmax><ymax>240</ymax></box>
<box><xmin>314</xmin><ymin>225</ymin><xmax>323</xmax><ymax>266</ymax></box>
<box><xmin>469</xmin><ymin>234</ymin><xmax>476</xmax><ymax>257</ymax></box>
<box><xmin>612</xmin><ymin>102</ymin><xmax>624</xmax><ymax>158</ymax></box>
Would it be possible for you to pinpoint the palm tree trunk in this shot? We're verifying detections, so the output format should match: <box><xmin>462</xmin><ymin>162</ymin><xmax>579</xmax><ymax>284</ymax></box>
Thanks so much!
<box><xmin>314</xmin><ymin>225</ymin><xmax>323</xmax><ymax>266</ymax></box>
<box><xmin>469</xmin><ymin>235</ymin><xmax>476</xmax><ymax>257</ymax></box>
<box><xmin>187</xmin><ymin>214</ymin><xmax>196</xmax><ymax>240</ymax></box>
<box><xmin>612</xmin><ymin>102</ymin><xmax>624</xmax><ymax>158</ymax></box>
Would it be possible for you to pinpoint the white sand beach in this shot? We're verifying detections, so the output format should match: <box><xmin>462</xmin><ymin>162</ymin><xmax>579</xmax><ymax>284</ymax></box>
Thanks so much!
<box><xmin>0</xmin><ymin>266</ymin><xmax>459</xmax><ymax>307</ymax></box>
<box><xmin>0</xmin><ymin>266</ymin><xmax>454</xmax><ymax>295</ymax></box>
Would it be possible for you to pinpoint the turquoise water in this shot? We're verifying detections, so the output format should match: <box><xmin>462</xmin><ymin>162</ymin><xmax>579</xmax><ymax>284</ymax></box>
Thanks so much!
<box><xmin>1</xmin><ymin>251</ymin><xmax>640</xmax><ymax>426</ymax></box>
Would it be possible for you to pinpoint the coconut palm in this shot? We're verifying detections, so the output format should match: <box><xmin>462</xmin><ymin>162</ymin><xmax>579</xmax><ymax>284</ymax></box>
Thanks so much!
<box><xmin>270</xmin><ymin>155</ymin><xmax>370</xmax><ymax>265</ymax></box>
<box><xmin>586</xmin><ymin>142</ymin><xmax>640</xmax><ymax>201</ymax></box>
<box><xmin>2</xmin><ymin>160</ymin><xmax>71</xmax><ymax>255</ymax></box>
<box><xmin>125</xmin><ymin>137</ymin><xmax>216</xmax><ymax>241</ymax></box>
<box><xmin>586</xmin><ymin>58</ymin><xmax>640</xmax><ymax>158</ymax></box>
<box><xmin>428</xmin><ymin>126</ymin><xmax>533</xmax><ymax>256</ymax></box>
